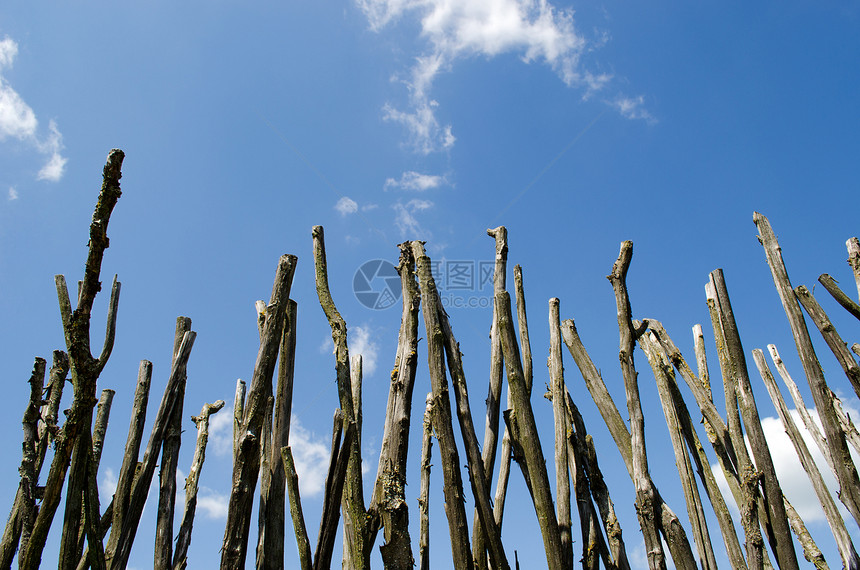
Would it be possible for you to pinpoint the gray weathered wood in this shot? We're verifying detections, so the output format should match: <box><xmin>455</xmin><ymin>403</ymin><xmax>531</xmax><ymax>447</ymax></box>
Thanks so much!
<box><xmin>155</xmin><ymin>316</ymin><xmax>192</xmax><ymax>570</ymax></box>
<box><xmin>638</xmin><ymin>330</ymin><xmax>717</xmax><ymax>570</ymax></box>
<box><xmin>371</xmin><ymin>244</ymin><xmax>419</xmax><ymax>570</ymax></box>
<box><xmin>796</xmin><ymin>284</ymin><xmax>860</xmax><ymax>401</ymax></box>
<box><xmin>548</xmin><ymin>298</ymin><xmax>572</xmax><ymax>570</ymax></box>
<box><xmin>410</xmin><ymin>240</ymin><xmax>473</xmax><ymax>570</ymax></box>
<box><xmin>754</xmin><ymin>212</ymin><xmax>860</xmax><ymax>529</ymax></box>
<box><xmin>280</xmin><ymin>446</ymin><xmax>312</xmax><ymax>570</ymax></box>
<box><xmin>312</xmin><ymin>226</ymin><xmax>368</xmax><ymax>570</ymax></box>
<box><xmin>172</xmin><ymin>400</ymin><xmax>225</xmax><ymax>570</ymax></box>
<box><xmin>221</xmin><ymin>253</ymin><xmax>296</xmax><ymax>569</ymax></box>
<box><xmin>110</xmin><ymin>332</ymin><xmax>196</xmax><ymax>570</ymax></box>
<box><xmin>848</xmin><ymin>237</ymin><xmax>860</xmax><ymax>300</ymax></box>
<box><xmin>418</xmin><ymin>395</ymin><xmax>433</xmax><ymax>570</ymax></box>
<box><xmin>754</xmin><ymin>349</ymin><xmax>858</xmax><ymax>569</ymax></box>
<box><xmin>497</xmin><ymin>291</ymin><xmax>564</xmax><ymax>570</ymax></box>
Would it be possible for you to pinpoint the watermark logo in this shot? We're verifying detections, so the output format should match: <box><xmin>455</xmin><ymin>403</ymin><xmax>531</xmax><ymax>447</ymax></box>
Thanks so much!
<box><xmin>354</xmin><ymin>258</ymin><xmax>495</xmax><ymax>310</ymax></box>
<box><xmin>354</xmin><ymin>260</ymin><xmax>402</xmax><ymax>310</ymax></box>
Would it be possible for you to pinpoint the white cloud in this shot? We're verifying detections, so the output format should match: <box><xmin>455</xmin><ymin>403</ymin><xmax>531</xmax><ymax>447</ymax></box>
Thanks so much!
<box><xmin>8</xmin><ymin>186</ymin><xmax>18</xmax><ymax>200</ymax></box>
<box><xmin>335</xmin><ymin>196</ymin><xmax>359</xmax><ymax>216</ymax></box>
<box><xmin>0</xmin><ymin>37</ymin><xmax>67</xmax><ymax>182</ymax></box>
<box><xmin>36</xmin><ymin>120</ymin><xmax>67</xmax><ymax>182</ymax></box>
<box><xmin>359</xmin><ymin>0</ymin><xmax>611</xmax><ymax>152</ymax></box>
<box><xmin>349</xmin><ymin>325</ymin><xmax>380</xmax><ymax>377</ymax></box>
<box><xmin>612</xmin><ymin>95</ymin><xmax>655</xmax><ymax>123</ymax></box>
<box><xmin>384</xmin><ymin>170</ymin><xmax>448</xmax><ymax>191</ymax></box>
<box><xmin>100</xmin><ymin>467</ymin><xmax>118</xmax><ymax>506</ymax></box>
<box><xmin>290</xmin><ymin>417</ymin><xmax>332</xmax><ymax>497</ymax></box>
<box><xmin>208</xmin><ymin>404</ymin><xmax>235</xmax><ymax>457</ymax></box>
<box><xmin>393</xmin><ymin>199</ymin><xmax>434</xmax><ymax>238</ymax></box>
<box><xmin>711</xmin><ymin>406</ymin><xmax>858</xmax><ymax>524</ymax></box>
<box><xmin>196</xmin><ymin>490</ymin><xmax>230</xmax><ymax>519</ymax></box>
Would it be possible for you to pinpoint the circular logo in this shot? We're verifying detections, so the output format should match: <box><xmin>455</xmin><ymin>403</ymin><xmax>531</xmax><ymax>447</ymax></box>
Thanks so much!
<box><xmin>353</xmin><ymin>259</ymin><xmax>402</xmax><ymax>310</ymax></box>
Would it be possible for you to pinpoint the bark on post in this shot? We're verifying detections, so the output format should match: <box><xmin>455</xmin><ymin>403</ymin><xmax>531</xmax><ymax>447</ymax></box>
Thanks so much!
<box><xmin>753</xmin><ymin>349</ymin><xmax>858</xmax><ymax>569</ymax></box>
<box><xmin>342</xmin><ymin>356</ymin><xmax>363</xmax><ymax>570</ymax></box>
<box><xmin>437</xmin><ymin>280</ymin><xmax>510</xmax><ymax>570</ymax></box>
<box><xmin>418</xmin><ymin>394</ymin><xmax>433</xmax><ymax>570</ymax></box>
<box><xmin>704</xmin><ymin>279</ymin><xmax>766</xmax><ymax>570</ymax></box>
<box><xmin>818</xmin><ymin>274</ymin><xmax>860</xmax><ymax>321</ymax></box>
<box><xmin>638</xmin><ymin>330</ymin><xmax>717</xmax><ymax>570</ymax></box>
<box><xmin>17</xmin><ymin>359</ymin><xmax>46</xmax><ymax>566</ymax></box>
<box><xmin>110</xmin><ymin>332</ymin><xmax>196</xmax><ymax>570</ymax></box>
<box><xmin>548</xmin><ymin>298</ymin><xmax>573</xmax><ymax>570</ymax></box>
<box><xmin>312</xmin><ymin>226</ymin><xmax>369</xmax><ymax>569</ymax></box>
<box><xmin>561</xmin><ymin>319</ymin><xmax>696</xmax><ymax>569</ymax></box>
<box><xmin>795</xmin><ymin>284</ymin><xmax>860</xmax><ymax>400</ymax></box>
<box><xmin>607</xmin><ymin>241</ymin><xmax>666</xmax><ymax>570</ymax></box>
<box><xmin>233</xmin><ymin>379</ymin><xmax>246</xmax><ymax>457</ymax></box>
<box><xmin>280</xmin><ymin>446</ymin><xmax>312</xmax><ymax>570</ymax></box>
<box><xmin>563</xmin><ymin>390</ymin><xmax>621</xmax><ymax>570</ymax></box>
<box><xmin>782</xmin><ymin>498</ymin><xmax>828</xmax><ymax>569</ymax></box>
<box><xmin>475</xmin><ymin>226</ymin><xmax>507</xmax><ymax>570</ymax></box>
<box><xmin>75</xmin><ymin>389</ymin><xmax>115</xmax><ymax>566</ymax></box>
<box><xmin>831</xmin><ymin>393</ymin><xmax>860</xmax><ymax>456</ymax></box>
<box><xmin>410</xmin><ymin>240</ymin><xmax>473</xmax><ymax>570</ymax></box>
<box><xmin>21</xmin><ymin>150</ymin><xmax>125</xmax><ymax>570</ymax></box>
<box><xmin>645</xmin><ymin>321</ymin><xmax>747</xmax><ymax>570</ymax></box>
<box><xmin>754</xmin><ymin>212</ymin><xmax>860</xmax><ymax>528</ymax></box>
<box><xmin>314</xmin><ymin>413</ymin><xmax>355</xmax><ymax>570</ymax></box>
<box><xmin>497</xmin><ymin>291</ymin><xmax>564</xmax><ymax>570</ymax></box>
<box><xmin>155</xmin><ymin>316</ymin><xmax>192</xmax><ymax>570</ymax></box>
<box><xmin>2</xmin><ymin>352</ymin><xmax>68</xmax><ymax>570</ymax></box>
<box><xmin>848</xmin><ymin>237</ymin><xmax>860</xmax><ymax>300</ymax></box>
<box><xmin>370</xmin><ymin>243</ymin><xmax>419</xmax><ymax>570</ymax></box>
<box><xmin>104</xmin><ymin>360</ymin><xmax>152</xmax><ymax>567</ymax></box>
<box><xmin>493</xmin><ymin>264</ymin><xmax>531</xmax><ymax>532</ymax></box>
<box><xmin>172</xmin><ymin>400</ymin><xmax>225</xmax><ymax>570</ymax></box>
<box><xmin>712</xmin><ymin>268</ymin><xmax>799</xmax><ymax>570</ymax></box>
<box><xmin>256</xmin><ymin>396</ymin><xmax>275</xmax><ymax>569</ymax></box>
<box><xmin>258</xmin><ymin>299</ymin><xmax>297</xmax><ymax>569</ymax></box>
<box><xmin>221</xmin><ymin>254</ymin><xmax>296</xmax><ymax>569</ymax></box>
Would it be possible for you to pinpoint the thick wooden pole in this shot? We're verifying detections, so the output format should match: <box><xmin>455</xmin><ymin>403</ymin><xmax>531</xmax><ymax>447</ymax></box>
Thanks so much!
<box><xmin>410</xmin><ymin>240</ymin><xmax>473</xmax><ymax>570</ymax></box>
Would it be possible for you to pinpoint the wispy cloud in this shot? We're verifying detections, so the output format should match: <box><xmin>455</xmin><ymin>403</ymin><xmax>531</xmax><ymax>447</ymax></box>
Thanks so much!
<box><xmin>0</xmin><ymin>37</ymin><xmax>67</xmax><ymax>182</ymax></box>
<box><xmin>335</xmin><ymin>196</ymin><xmax>359</xmax><ymax>216</ymax></box>
<box><xmin>393</xmin><ymin>198</ymin><xmax>433</xmax><ymax>238</ymax></box>
<box><xmin>36</xmin><ymin>120</ymin><xmax>67</xmax><ymax>182</ymax></box>
<box><xmin>384</xmin><ymin>170</ymin><xmax>448</xmax><ymax>191</ymax></box>
<box><xmin>358</xmin><ymin>0</ymin><xmax>617</xmax><ymax>152</ymax></box>
<box><xmin>349</xmin><ymin>325</ymin><xmax>380</xmax><ymax>376</ymax></box>
<box><xmin>8</xmin><ymin>186</ymin><xmax>18</xmax><ymax>201</ymax></box>
<box><xmin>612</xmin><ymin>95</ymin><xmax>655</xmax><ymax>124</ymax></box>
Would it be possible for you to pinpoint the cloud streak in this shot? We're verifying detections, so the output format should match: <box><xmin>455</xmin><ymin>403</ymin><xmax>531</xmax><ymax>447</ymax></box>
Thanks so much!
<box><xmin>384</xmin><ymin>170</ymin><xmax>448</xmax><ymax>191</ymax></box>
<box><xmin>357</xmin><ymin>0</ymin><xmax>620</xmax><ymax>152</ymax></box>
<box><xmin>0</xmin><ymin>37</ymin><xmax>67</xmax><ymax>182</ymax></box>
<box><xmin>393</xmin><ymin>198</ymin><xmax>433</xmax><ymax>238</ymax></box>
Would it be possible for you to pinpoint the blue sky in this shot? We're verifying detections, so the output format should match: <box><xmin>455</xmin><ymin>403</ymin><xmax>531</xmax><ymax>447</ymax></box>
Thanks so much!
<box><xmin>2</xmin><ymin>1</ymin><xmax>860</xmax><ymax>567</ymax></box>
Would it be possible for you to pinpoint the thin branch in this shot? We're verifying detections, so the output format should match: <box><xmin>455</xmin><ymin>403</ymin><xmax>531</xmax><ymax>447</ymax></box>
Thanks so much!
<box><xmin>281</xmin><ymin>446</ymin><xmax>312</xmax><ymax>570</ymax></box>
<box><xmin>172</xmin><ymin>400</ymin><xmax>225</xmax><ymax>570</ymax></box>
<box><xmin>795</xmin><ymin>284</ymin><xmax>860</xmax><ymax>400</ymax></box>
